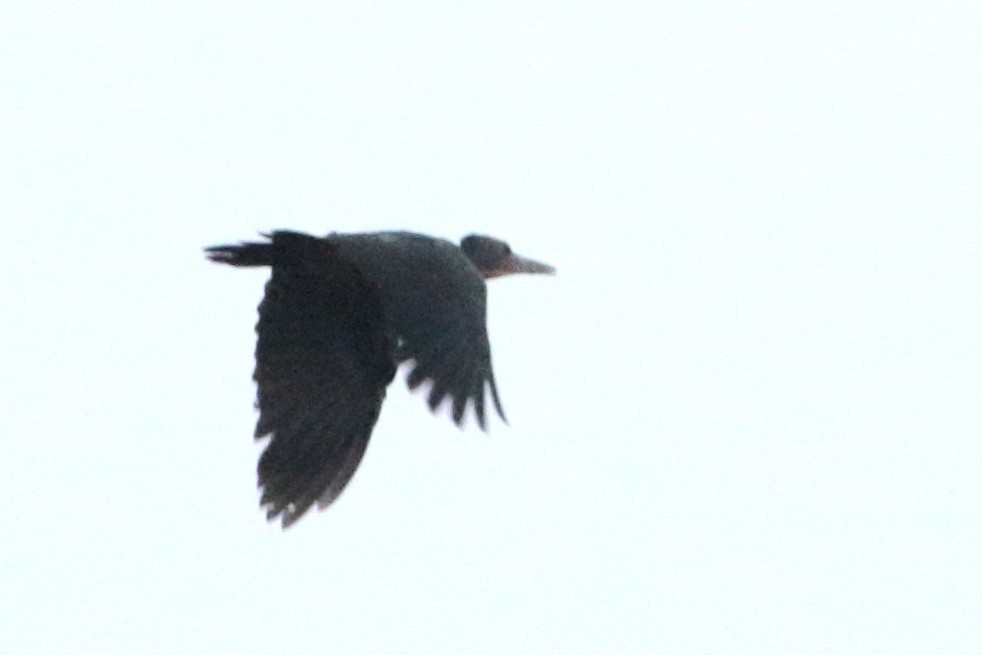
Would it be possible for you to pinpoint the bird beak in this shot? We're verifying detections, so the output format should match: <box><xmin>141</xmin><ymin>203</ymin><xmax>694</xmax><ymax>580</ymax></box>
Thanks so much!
<box><xmin>489</xmin><ymin>253</ymin><xmax>556</xmax><ymax>278</ymax></box>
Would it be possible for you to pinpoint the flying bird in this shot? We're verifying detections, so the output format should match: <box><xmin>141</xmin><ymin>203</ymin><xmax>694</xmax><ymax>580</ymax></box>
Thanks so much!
<box><xmin>206</xmin><ymin>230</ymin><xmax>555</xmax><ymax>527</ymax></box>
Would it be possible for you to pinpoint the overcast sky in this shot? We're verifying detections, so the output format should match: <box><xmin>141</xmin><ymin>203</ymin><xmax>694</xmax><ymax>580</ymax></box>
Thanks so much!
<box><xmin>2</xmin><ymin>2</ymin><xmax>980</xmax><ymax>653</ymax></box>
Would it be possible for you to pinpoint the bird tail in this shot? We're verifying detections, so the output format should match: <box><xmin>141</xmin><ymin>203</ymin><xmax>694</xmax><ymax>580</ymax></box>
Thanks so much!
<box><xmin>204</xmin><ymin>231</ymin><xmax>328</xmax><ymax>267</ymax></box>
<box><xmin>204</xmin><ymin>239</ymin><xmax>274</xmax><ymax>267</ymax></box>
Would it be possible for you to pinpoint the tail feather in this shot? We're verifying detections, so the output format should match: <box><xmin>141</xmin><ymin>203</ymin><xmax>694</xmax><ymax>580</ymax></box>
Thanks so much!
<box><xmin>205</xmin><ymin>237</ymin><xmax>274</xmax><ymax>267</ymax></box>
<box><xmin>205</xmin><ymin>231</ymin><xmax>332</xmax><ymax>268</ymax></box>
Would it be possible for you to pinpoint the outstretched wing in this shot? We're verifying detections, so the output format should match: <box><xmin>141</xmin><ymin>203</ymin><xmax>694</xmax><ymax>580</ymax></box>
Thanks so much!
<box><xmin>216</xmin><ymin>231</ymin><xmax>396</xmax><ymax>528</ymax></box>
<box><xmin>332</xmin><ymin>232</ymin><xmax>505</xmax><ymax>429</ymax></box>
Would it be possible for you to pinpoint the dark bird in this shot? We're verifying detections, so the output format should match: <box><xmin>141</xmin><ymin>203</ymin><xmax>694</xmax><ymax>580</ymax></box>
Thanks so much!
<box><xmin>206</xmin><ymin>230</ymin><xmax>555</xmax><ymax>527</ymax></box>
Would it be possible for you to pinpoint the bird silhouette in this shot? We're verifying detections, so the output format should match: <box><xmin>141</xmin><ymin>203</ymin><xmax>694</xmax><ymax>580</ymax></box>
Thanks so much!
<box><xmin>206</xmin><ymin>230</ymin><xmax>555</xmax><ymax>527</ymax></box>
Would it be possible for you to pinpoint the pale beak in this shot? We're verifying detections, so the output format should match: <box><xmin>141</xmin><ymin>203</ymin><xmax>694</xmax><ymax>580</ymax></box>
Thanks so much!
<box><xmin>487</xmin><ymin>253</ymin><xmax>556</xmax><ymax>278</ymax></box>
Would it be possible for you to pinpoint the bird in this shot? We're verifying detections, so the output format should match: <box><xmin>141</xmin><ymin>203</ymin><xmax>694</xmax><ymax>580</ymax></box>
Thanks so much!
<box><xmin>205</xmin><ymin>230</ymin><xmax>555</xmax><ymax>527</ymax></box>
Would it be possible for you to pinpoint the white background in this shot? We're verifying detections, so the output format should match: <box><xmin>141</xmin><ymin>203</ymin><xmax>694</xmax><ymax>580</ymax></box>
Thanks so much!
<box><xmin>2</xmin><ymin>2</ymin><xmax>980</xmax><ymax>653</ymax></box>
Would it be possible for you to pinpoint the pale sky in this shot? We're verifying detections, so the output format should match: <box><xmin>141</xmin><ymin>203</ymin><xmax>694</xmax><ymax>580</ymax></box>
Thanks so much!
<box><xmin>2</xmin><ymin>2</ymin><xmax>980</xmax><ymax>653</ymax></box>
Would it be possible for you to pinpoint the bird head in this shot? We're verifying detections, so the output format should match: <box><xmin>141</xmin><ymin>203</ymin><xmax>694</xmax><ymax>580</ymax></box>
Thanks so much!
<box><xmin>460</xmin><ymin>235</ymin><xmax>556</xmax><ymax>280</ymax></box>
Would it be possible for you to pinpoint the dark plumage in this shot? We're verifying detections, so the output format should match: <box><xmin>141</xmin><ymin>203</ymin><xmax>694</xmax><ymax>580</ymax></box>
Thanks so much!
<box><xmin>206</xmin><ymin>230</ymin><xmax>554</xmax><ymax>527</ymax></box>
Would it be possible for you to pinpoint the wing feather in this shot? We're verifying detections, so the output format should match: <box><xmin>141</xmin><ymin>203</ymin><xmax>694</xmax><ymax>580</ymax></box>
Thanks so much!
<box><xmin>250</xmin><ymin>231</ymin><xmax>395</xmax><ymax>527</ymax></box>
<box><xmin>332</xmin><ymin>232</ymin><xmax>506</xmax><ymax>430</ymax></box>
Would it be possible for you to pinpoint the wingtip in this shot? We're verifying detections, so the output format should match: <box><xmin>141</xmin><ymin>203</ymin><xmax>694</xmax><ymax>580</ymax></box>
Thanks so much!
<box><xmin>488</xmin><ymin>375</ymin><xmax>507</xmax><ymax>428</ymax></box>
<box><xmin>263</xmin><ymin>500</ymin><xmax>300</xmax><ymax>530</ymax></box>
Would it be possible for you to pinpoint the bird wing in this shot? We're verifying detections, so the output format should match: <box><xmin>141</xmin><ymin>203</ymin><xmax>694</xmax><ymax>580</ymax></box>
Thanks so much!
<box><xmin>333</xmin><ymin>233</ymin><xmax>506</xmax><ymax>430</ymax></box>
<box><xmin>399</xmin><ymin>280</ymin><xmax>505</xmax><ymax>431</ymax></box>
<box><xmin>249</xmin><ymin>231</ymin><xmax>395</xmax><ymax>528</ymax></box>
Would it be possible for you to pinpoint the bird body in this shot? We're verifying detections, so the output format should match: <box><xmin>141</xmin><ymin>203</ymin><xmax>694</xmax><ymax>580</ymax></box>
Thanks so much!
<box><xmin>206</xmin><ymin>230</ymin><xmax>554</xmax><ymax>527</ymax></box>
